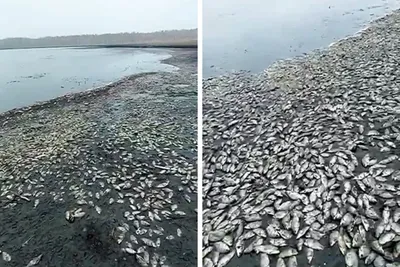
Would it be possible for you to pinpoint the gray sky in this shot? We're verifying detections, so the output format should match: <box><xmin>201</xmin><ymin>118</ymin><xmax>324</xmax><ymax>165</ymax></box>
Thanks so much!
<box><xmin>0</xmin><ymin>0</ymin><xmax>197</xmax><ymax>39</ymax></box>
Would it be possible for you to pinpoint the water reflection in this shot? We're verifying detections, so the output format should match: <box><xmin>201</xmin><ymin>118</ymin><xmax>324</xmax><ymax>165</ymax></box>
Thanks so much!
<box><xmin>0</xmin><ymin>47</ymin><xmax>176</xmax><ymax>112</ymax></box>
<box><xmin>203</xmin><ymin>0</ymin><xmax>400</xmax><ymax>77</ymax></box>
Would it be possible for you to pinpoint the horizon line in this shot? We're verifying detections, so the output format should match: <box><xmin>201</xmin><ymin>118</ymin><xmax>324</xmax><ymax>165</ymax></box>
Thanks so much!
<box><xmin>0</xmin><ymin>28</ymin><xmax>198</xmax><ymax>41</ymax></box>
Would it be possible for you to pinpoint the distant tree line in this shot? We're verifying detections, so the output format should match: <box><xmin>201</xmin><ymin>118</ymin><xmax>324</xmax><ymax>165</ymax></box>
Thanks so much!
<box><xmin>0</xmin><ymin>29</ymin><xmax>197</xmax><ymax>49</ymax></box>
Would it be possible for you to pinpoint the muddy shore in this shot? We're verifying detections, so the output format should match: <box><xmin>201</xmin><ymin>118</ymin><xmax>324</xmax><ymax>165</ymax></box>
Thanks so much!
<box><xmin>0</xmin><ymin>48</ymin><xmax>197</xmax><ymax>267</ymax></box>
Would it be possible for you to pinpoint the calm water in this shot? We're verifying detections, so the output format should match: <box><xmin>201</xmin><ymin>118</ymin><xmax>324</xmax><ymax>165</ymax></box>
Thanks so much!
<box><xmin>204</xmin><ymin>0</ymin><xmax>400</xmax><ymax>77</ymax></box>
<box><xmin>0</xmin><ymin>47</ymin><xmax>177</xmax><ymax>113</ymax></box>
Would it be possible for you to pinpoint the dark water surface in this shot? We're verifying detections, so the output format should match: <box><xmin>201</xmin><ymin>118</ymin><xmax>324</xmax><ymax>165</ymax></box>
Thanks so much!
<box><xmin>0</xmin><ymin>47</ymin><xmax>177</xmax><ymax>113</ymax></box>
<box><xmin>203</xmin><ymin>0</ymin><xmax>400</xmax><ymax>77</ymax></box>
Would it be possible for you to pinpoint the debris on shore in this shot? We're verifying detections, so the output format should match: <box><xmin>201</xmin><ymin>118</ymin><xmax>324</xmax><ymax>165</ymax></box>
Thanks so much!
<box><xmin>203</xmin><ymin>10</ymin><xmax>400</xmax><ymax>267</ymax></box>
<box><xmin>0</xmin><ymin>49</ymin><xmax>197</xmax><ymax>267</ymax></box>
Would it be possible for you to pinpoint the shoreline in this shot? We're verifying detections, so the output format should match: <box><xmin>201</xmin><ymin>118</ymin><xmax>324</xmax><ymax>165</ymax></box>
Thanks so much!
<box><xmin>203</xmin><ymin>7</ymin><xmax>400</xmax><ymax>267</ymax></box>
<box><xmin>0</xmin><ymin>46</ymin><xmax>197</xmax><ymax>266</ymax></box>
<box><xmin>261</xmin><ymin>8</ymin><xmax>400</xmax><ymax>95</ymax></box>
<box><xmin>0</xmin><ymin>47</ymin><xmax>197</xmax><ymax>123</ymax></box>
<box><xmin>0</xmin><ymin>42</ymin><xmax>197</xmax><ymax>51</ymax></box>
<box><xmin>263</xmin><ymin>9</ymin><xmax>399</xmax><ymax>81</ymax></box>
<box><xmin>204</xmin><ymin>8</ymin><xmax>400</xmax><ymax>87</ymax></box>
<box><xmin>204</xmin><ymin>6</ymin><xmax>400</xmax><ymax>80</ymax></box>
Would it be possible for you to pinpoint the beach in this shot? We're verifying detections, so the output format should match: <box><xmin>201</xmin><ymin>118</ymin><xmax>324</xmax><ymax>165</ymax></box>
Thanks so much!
<box><xmin>203</xmin><ymin>9</ymin><xmax>400</xmax><ymax>267</ymax></box>
<box><xmin>0</xmin><ymin>48</ymin><xmax>197</xmax><ymax>267</ymax></box>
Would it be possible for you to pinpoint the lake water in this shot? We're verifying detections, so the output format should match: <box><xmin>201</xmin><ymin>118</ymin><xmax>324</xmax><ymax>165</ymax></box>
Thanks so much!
<box><xmin>0</xmin><ymin>47</ymin><xmax>177</xmax><ymax>113</ymax></box>
<box><xmin>203</xmin><ymin>0</ymin><xmax>400</xmax><ymax>77</ymax></box>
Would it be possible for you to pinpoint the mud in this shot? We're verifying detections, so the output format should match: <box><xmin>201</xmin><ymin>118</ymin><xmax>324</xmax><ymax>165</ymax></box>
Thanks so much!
<box><xmin>0</xmin><ymin>48</ymin><xmax>197</xmax><ymax>267</ymax></box>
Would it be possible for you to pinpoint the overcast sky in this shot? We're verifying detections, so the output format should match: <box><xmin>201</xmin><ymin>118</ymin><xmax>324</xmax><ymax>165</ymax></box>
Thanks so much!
<box><xmin>0</xmin><ymin>0</ymin><xmax>197</xmax><ymax>39</ymax></box>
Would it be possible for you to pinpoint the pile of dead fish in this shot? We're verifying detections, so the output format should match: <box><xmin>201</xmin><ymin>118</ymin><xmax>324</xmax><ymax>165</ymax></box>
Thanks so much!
<box><xmin>0</xmin><ymin>71</ymin><xmax>197</xmax><ymax>266</ymax></box>
<box><xmin>203</xmin><ymin>10</ymin><xmax>400</xmax><ymax>267</ymax></box>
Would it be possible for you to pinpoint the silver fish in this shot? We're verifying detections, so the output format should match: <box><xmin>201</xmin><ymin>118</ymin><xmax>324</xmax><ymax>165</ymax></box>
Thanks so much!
<box><xmin>26</xmin><ymin>254</ymin><xmax>43</xmax><ymax>267</ymax></box>
<box><xmin>345</xmin><ymin>249</ymin><xmax>358</xmax><ymax>267</ymax></box>
<box><xmin>304</xmin><ymin>239</ymin><xmax>324</xmax><ymax>250</ymax></box>
<box><xmin>260</xmin><ymin>253</ymin><xmax>270</xmax><ymax>267</ymax></box>
<box><xmin>2</xmin><ymin>252</ymin><xmax>11</xmax><ymax>262</ymax></box>
<box><xmin>276</xmin><ymin>258</ymin><xmax>286</xmax><ymax>267</ymax></box>
<box><xmin>217</xmin><ymin>251</ymin><xmax>235</xmax><ymax>267</ymax></box>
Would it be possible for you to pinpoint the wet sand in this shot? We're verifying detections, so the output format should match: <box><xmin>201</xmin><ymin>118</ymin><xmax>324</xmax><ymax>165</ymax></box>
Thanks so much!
<box><xmin>0</xmin><ymin>48</ymin><xmax>197</xmax><ymax>267</ymax></box>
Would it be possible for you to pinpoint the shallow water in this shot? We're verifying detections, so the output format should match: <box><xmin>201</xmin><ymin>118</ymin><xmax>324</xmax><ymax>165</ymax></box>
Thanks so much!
<box><xmin>0</xmin><ymin>47</ymin><xmax>177</xmax><ymax>113</ymax></box>
<box><xmin>0</xmin><ymin>65</ymin><xmax>198</xmax><ymax>267</ymax></box>
<box><xmin>203</xmin><ymin>0</ymin><xmax>400</xmax><ymax>77</ymax></box>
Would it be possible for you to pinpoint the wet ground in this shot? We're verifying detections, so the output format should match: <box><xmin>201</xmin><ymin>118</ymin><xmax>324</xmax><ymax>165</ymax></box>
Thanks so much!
<box><xmin>0</xmin><ymin>48</ymin><xmax>197</xmax><ymax>267</ymax></box>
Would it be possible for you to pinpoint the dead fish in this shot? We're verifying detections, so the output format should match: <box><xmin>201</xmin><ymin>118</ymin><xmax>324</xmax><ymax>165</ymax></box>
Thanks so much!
<box><xmin>341</xmin><ymin>213</ymin><xmax>353</xmax><ymax>226</ymax></box>
<box><xmin>378</xmin><ymin>232</ymin><xmax>395</xmax><ymax>245</ymax></box>
<box><xmin>124</xmin><ymin>248</ymin><xmax>136</xmax><ymax>255</ymax></box>
<box><xmin>210</xmin><ymin>251</ymin><xmax>219</xmax><ymax>266</ymax></box>
<box><xmin>95</xmin><ymin>206</ymin><xmax>102</xmax><ymax>214</ymax></box>
<box><xmin>352</xmin><ymin>232</ymin><xmax>363</xmax><ymax>248</ymax></box>
<box><xmin>209</xmin><ymin>230</ymin><xmax>225</xmax><ymax>242</ymax></box>
<box><xmin>329</xmin><ymin>231</ymin><xmax>340</xmax><ymax>246</ymax></box>
<box><xmin>304</xmin><ymin>239</ymin><xmax>324</xmax><ymax>250</ymax></box>
<box><xmin>287</xmin><ymin>256</ymin><xmax>298</xmax><ymax>267</ymax></box>
<box><xmin>373</xmin><ymin>255</ymin><xmax>386</xmax><ymax>267</ymax></box>
<box><xmin>177</xmin><ymin>228</ymin><xmax>183</xmax><ymax>237</ymax></box>
<box><xmin>260</xmin><ymin>253</ymin><xmax>270</xmax><ymax>267</ymax></box>
<box><xmin>375</xmin><ymin>221</ymin><xmax>386</xmax><ymax>238</ymax></box>
<box><xmin>276</xmin><ymin>258</ymin><xmax>286</xmax><ymax>267</ymax></box>
<box><xmin>65</xmin><ymin>210</ymin><xmax>74</xmax><ymax>223</ymax></box>
<box><xmin>136</xmin><ymin>254</ymin><xmax>149</xmax><ymax>267</ymax></box>
<box><xmin>365</xmin><ymin>251</ymin><xmax>377</xmax><ymax>265</ymax></box>
<box><xmin>235</xmin><ymin>238</ymin><xmax>244</xmax><ymax>257</ymax></box>
<box><xmin>217</xmin><ymin>251</ymin><xmax>235</xmax><ymax>267</ymax></box>
<box><xmin>33</xmin><ymin>199</ymin><xmax>39</xmax><ymax>208</ymax></box>
<box><xmin>22</xmin><ymin>236</ymin><xmax>33</xmax><ymax>247</ymax></box>
<box><xmin>394</xmin><ymin>209</ymin><xmax>400</xmax><ymax>222</ymax></box>
<box><xmin>141</xmin><ymin>238</ymin><xmax>156</xmax><ymax>247</ymax></box>
<box><xmin>358</xmin><ymin>244</ymin><xmax>370</xmax><ymax>259</ymax></box>
<box><xmin>270</xmin><ymin>238</ymin><xmax>287</xmax><ymax>247</ymax></box>
<box><xmin>345</xmin><ymin>249</ymin><xmax>358</xmax><ymax>267</ymax></box>
<box><xmin>2</xmin><ymin>252</ymin><xmax>11</xmax><ymax>262</ymax></box>
<box><xmin>214</xmin><ymin>241</ymin><xmax>230</xmax><ymax>253</ymax></box>
<box><xmin>245</xmin><ymin>221</ymin><xmax>262</xmax><ymax>229</ymax></box>
<box><xmin>291</xmin><ymin>215</ymin><xmax>300</xmax><ymax>235</ymax></box>
<box><xmin>254</xmin><ymin>245</ymin><xmax>280</xmax><ymax>255</ymax></box>
<box><xmin>204</xmin><ymin>258</ymin><xmax>213</xmax><ymax>267</ymax></box>
<box><xmin>371</xmin><ymin>240</ymin><xmax>385</xmax><ymax>255</ymax></box>
<box><xmin>296</xmin><ymin>226</ymin><xmax>310</xmax><ymax>239</ymax></box>
<box><xmin>392</xmin><ymin>242</ymin><xmax>400</xmax><ymax>258</ymax></box>
<box><xmin>365</xmin><ymin>208</ymin><xmax>380</xmax><ymax>220</ymax></box>
<box><xmin>279</xmin><ymin>248</ymin><xmax>298</xmax><ymax>258</ymax></box>
<box><xmin>73</xmin><ymin>209</ymin><xmax>86</xmax><ymax>218</ymax></box>
<box><xmin>305</xmin><ymin>247</ymin><xmax>314</xmax><ymax>263</ymax></box>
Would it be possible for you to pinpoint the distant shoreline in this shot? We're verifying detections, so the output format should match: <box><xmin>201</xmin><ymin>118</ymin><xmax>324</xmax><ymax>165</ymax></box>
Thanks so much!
<box><xmin>86</xmin><ymin>43</ymin><xmax>197</xmax><ymax>49</ymax></box>
<box><xmin>0</xmin><ymin>48</ymin><xmax>196</xmax><ymax>118</ymax></box>
<box><xmin>0</xmin><ymin>29</ymin><xmax>197</xmax><ymax>51</ymax></box>
<box><xmin>0</xmin><ymin>42</ymin><xmax>197</xmax><ymax>51</ymax></box>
